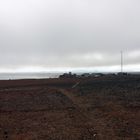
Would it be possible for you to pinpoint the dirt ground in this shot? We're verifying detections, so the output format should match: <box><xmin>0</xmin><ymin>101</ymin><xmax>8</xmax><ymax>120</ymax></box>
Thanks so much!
<box><xmin>0</xmin><ymin>75</ymin><xmax>140</xmax><ymax>140</ymax></box>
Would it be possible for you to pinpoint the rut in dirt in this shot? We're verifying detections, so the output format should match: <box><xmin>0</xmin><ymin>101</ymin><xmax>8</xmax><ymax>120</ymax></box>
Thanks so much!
<box><xmin>58</xmin><ymin>88</ymin><xmax>98</xmax><ymax>139</ymax></box>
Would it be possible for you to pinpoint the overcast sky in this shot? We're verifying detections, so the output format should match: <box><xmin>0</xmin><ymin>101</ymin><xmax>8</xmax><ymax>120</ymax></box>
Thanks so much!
<box><xmin>0</xmin><ymin>0</ymin><xmax>140</xmax><ymax>72</ymax></box>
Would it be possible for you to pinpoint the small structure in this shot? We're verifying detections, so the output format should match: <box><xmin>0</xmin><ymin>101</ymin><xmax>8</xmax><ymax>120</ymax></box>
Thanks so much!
<box><xmin>117</xmin><ymin>72</ymin><xmax>128</xmax><ymax>76</ymax></box>
<box><xmin>59</xmin><ymin>72</ymin><xmax>77</xmax><ymax>78</ymax></box>
<box><xmin>81</xmin><ymin>73</ymin><xmax>91</xmax><ymax>78</ymax></box>
<box><xmin>91</xmin><ymin>73</ymin><xmax>104</xmax><ymax>77</ymax></box>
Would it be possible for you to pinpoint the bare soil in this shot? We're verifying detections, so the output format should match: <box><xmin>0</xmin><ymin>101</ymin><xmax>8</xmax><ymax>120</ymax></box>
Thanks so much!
<box><xmin>0</xmin><ymin>75</ymin><xmax>140</xmax><ymax>140</ymax></box>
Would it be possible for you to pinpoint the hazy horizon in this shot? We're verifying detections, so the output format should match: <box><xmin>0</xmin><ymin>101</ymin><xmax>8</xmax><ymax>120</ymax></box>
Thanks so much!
<box><xmin>0</xmin><ymin>0</ymin><xmax>140</xmax><ymax>72</ymax></box>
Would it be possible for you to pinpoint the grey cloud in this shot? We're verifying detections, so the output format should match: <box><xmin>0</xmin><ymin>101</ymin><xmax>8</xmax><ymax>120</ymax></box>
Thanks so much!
<box><xmin>0</xmin><ymin>0</ymin><xmax>140</xmax><ymax>71</ymax></box>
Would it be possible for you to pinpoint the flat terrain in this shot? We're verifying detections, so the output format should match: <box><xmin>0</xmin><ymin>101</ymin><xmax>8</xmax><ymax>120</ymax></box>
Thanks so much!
<box><xmin>0</xmin><ymin>75</ymin><xmax>140</xmax><ymax>140</ymax></box>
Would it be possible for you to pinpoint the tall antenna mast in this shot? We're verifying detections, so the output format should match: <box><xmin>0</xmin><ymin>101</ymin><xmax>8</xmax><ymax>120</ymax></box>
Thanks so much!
<box><xmin>121</xmin><ymin>51</ymin><xmax>123</xmax><ymax>73</ymax></box>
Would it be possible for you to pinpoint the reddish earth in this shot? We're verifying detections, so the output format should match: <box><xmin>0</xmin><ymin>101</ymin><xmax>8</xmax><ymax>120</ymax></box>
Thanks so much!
<box><xmin>0</xmin><ymin>75</ymin><xmax>140</xmax><ymax>140</ymax></box>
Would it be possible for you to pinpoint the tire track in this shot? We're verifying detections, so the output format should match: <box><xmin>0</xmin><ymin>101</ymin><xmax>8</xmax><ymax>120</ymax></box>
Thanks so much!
<box><xmin>58</xmin><ymin>88</ymin><xmax>98</xmax><ymax>139</ymax></box>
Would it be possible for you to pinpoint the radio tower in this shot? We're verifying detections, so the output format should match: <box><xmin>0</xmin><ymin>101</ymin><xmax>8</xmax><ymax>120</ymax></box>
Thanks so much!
<box><xmin>121</xmin><ymin>51</ymin><xmax>123</xmax><ymax>73</ymax></box>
